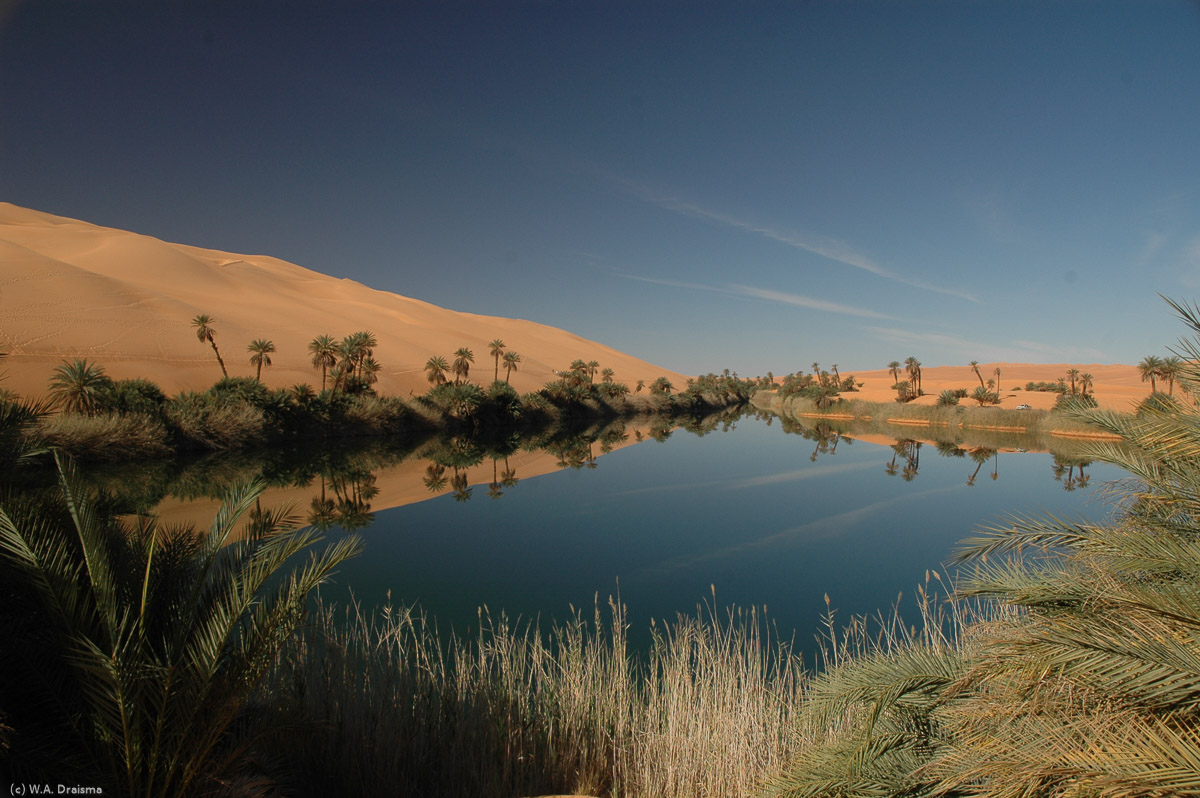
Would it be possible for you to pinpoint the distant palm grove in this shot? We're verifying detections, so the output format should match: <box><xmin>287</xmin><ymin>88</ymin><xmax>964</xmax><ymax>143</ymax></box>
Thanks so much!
<box><xmin>2</xmin><ymin>314</ymin><xmax>759</xmax><ymax>463</ymax></box>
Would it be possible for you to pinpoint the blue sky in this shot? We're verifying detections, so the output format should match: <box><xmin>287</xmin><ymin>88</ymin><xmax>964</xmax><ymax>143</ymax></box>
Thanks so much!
<box><xmin>3</xmin><ymin>1</ymin><xmax>1199</xmax><ymax>376</ymax></box>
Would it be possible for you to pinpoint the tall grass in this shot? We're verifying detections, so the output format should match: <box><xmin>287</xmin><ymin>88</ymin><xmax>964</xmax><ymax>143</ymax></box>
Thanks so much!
<box><xmin>39</xmin><ymin>411</ymin><xmax>172</xmax><ymax>459</ymax></box>
<box><xmin>260</xmin><ymin>596</ymin><xmax>808</xmax><ymax>797</ymax></box>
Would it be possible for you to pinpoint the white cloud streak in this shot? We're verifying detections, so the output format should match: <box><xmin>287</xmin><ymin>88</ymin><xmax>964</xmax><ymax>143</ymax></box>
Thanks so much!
<box><xmin>620</xmin><ymin>273</ymin><xmax>900</xmax><ymax>321</ymax></box>
<box><xmin>626</xmin><ymin>186</ymin><xmax>978</xmax><ymax>303</ymax></box>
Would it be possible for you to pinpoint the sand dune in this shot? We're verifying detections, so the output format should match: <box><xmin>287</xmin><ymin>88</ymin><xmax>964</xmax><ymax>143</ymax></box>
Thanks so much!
<box><xmin>0</xmin><ymin>203</ymin><xmax>689</xmax><ymax>399</ymax></box>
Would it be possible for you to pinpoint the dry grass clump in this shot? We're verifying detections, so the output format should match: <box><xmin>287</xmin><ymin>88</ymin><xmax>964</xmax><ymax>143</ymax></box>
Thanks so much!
<box><xmin>166</xmin><ymin>393</ymin><xmax>267</xmax><ymax>450</ymax></box>
<box><xmin>39</xmin><ymin>411</ymin><xmax>172</xmax><ymax>459</ymax></box>
<box><xmin>261</xmin><ymin>597</ymin><xmax>807</xmax><ymax>798</ymax></box>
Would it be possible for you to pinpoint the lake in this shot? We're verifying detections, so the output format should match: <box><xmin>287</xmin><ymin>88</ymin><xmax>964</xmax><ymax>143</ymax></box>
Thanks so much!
<box><xmin>128</xmin><ymin>409</ymin><xmax>1123</xmax><ymax>656</ymax></box>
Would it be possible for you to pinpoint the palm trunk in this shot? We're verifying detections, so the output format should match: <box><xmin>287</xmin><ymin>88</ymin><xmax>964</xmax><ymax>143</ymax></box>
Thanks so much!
<box><xmin>210</xmin><ymin>342</ymin><xmax>228</xmax><ymax>378</ymax></box>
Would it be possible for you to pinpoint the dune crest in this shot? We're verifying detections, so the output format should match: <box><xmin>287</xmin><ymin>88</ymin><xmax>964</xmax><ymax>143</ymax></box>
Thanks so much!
<box><xmin>0</xmin><ymin>203</ymin><xmax>688</xmax><ymax>398</ymax></box>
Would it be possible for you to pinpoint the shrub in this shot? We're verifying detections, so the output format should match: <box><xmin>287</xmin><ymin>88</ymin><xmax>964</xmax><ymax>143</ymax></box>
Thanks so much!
<box><xmin>40</xmin><ymin>412</ymin><xmax>171</xmax><ymax>460</ymax></box>
<box><xmin>108</xmin><ymin>377</ymin><xmax>168</xmax><ymax>416</ymax></box>
<box><xmin>166</xmin><ymin>392</ymin><xmax>267</xmax><ymax>450</ymax></box>
<box><xmin>937</xmin><ymin>389</ymin><xmax>960</xmax><ymax>406</ymax></box>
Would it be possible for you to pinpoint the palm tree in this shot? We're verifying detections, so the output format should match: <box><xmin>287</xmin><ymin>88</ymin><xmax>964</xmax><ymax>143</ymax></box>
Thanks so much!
<box><xmin>1139</xmin><ymin>355</ymin><xmax>1164</xmax><ymax>393</ymax></box>
<box><xmin>308</xmin><ymin>334</ymin><xmax>338</xmax><ymax>391</ymax></box>
<box><xmin>1066</xmin><ymin>367</ymin><xmax>1081</xmax><ymax>396</ymax></box>
<box><xmin>489</xmin><ymin>339</ymin><xmax>506</xmax><ymax>383</ymax></box>
<box><xmin>970</xmin><ymin>361</ymin><xmax>986</xmax><ymax>391</ymax></box>
<box><xmin>587</xmin><ymin>360</ymin><xmax>600</xmax><ymax>383</ymax></box>
<box><xmin>1160</xmin><ymin>355</ymin><xmax>1182</xmax><ymax>395</ymax></box>
<box><xmin>601</xmin><ymin>367</ymin><xmax>615</xmax><ymax>384</ymax></box>
<box><xmin>0</xmin><ymin>455</ymin><xmax>362</xmax><ymax>796</ymax></box>
<box><xmin>992</xmin><ymin>366</ymin><xmax>1001</xmax><ymax>395</ymax></box>
<box><xmin>502</xmin><ymin>351</ymin><xmax>521</xmax><ymax>384</ymax></box>
<box><xmin>48</xmin><ymin>359</ymin><xmax>112</xmax><ymax>416</ymax></box>
<box><xmin>425</xmin><ymin>355</ymin><xmax>450</xmax><ymax>386</ymax></box>
<box><xmin>888</xmin><ymin>361</ymin><xmax>902</xmax><ymax>386</ymax></box>
<box><xmin>190</xmin><ymin>314</ymin><xmax>228</xmax><ymax>378</ymax></box>
<box><xmin>452</xmin><ymin>347</ymin><xmax>475</xmax><ymax>385</ymax></box>
<box><xmin>360</xmin><ymin>355</ymin><xmax>382</xmax><ymax>387</ymax></box>
<box><xmin>247</xmin><ymin>338</ymin><xmax>276</xmax><ymax>382</ymax></box>
<box><xmin>904</xmin><ymin>356</ymin><xmax>922</xmax><ymax>396</ymax></box>
<box><xmin>1079</xmin><ymin>372</ymin><xmax>1094</xmax><ymax>398</ymax></box>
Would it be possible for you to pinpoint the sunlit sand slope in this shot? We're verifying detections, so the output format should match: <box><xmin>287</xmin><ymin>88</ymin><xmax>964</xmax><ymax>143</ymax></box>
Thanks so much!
<box><xmin>0</xmin><ymin>203</ymin><xmax>688</xmax><ymax>398</ymax></box>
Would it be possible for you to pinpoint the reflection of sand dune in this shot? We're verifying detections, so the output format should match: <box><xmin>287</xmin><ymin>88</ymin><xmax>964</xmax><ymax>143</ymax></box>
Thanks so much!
<box><xmin>149</xmin><ymin>423</ymin><xmax>656</xmax><ymax>534</ymax></box>
<box><xmin>0</xmin><ymin>202</ymin><xmax>688</xmax><ymax>399</ymax></box>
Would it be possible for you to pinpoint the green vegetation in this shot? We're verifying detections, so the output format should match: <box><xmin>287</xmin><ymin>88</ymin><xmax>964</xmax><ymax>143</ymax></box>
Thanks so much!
<box><xmin>0</xmin><ymin>456</ymin><xmax>362</xmax><ymax>794</ymax></box>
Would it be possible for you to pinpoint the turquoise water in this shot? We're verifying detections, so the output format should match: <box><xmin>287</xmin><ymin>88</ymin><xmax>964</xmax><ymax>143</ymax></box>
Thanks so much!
<box><xmin>315</xmin><ymin>414</ymin><xmax>1125</xmax><ymax>651</ymax></box>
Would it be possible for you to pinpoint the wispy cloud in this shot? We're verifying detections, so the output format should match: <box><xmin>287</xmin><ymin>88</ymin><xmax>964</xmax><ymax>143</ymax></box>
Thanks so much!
<box><xmin>729</xmin><ymin>285</ymin><xmax>898</xmax><ymax>320</ymax></box>
<box><xmin>624</xmin><ymin>184</ymin><xmax>978</xmax><ymax>303</ymax></box>
<box><xmin>621</xmin><ymin>273</ymin><xmax>899</xmax><ymax>321</ymax></box>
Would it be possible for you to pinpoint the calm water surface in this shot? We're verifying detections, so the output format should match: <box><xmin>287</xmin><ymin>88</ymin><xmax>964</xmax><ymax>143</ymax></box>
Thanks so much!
<box><xmin>313</xmin><ymin>414</ymin><xmax>1125</xmax><ymax>649</ymax></box>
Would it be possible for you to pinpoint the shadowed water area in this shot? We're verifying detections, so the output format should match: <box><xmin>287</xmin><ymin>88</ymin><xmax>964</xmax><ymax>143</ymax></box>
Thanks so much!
<box><xmin>68</xmin><ymin>409</ymin><xmax>1125</xmax><ymax>656</ymax></box>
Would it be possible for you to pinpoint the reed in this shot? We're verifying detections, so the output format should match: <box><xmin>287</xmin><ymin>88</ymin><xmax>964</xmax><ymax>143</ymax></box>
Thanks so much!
<box><xmin>259</xmin><ymin>596</ymin><xmax>809</xmax><ymax>797</ymax></box>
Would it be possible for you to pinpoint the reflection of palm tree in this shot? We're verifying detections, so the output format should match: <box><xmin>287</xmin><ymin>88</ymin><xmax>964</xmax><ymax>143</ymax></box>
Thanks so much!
<box><xmin>450</xmin><ymin>469</ymin><xmax>472</xmax><ymax>502</ymax></box>
<box><xmin>423</xmin><ymin>463</ymin><xmax>448</xmax><ymax>493</ymax></box>
<box><xmin>885</xmin><ymin>451</ymin><xmax>899</xmax><ymax>477</ymax></box>
<box><xmin>500</xmin><ymin>463</ymin><xmax>519</xmax><ymax>488</ymax></box>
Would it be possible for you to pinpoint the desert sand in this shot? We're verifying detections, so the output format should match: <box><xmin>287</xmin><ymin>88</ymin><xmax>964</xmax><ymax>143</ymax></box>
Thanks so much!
<box><xmin>0</xmin><ymin>203</ymin><xmax>689</xmax><ymax>400</ymax></box>
<box><xmin>839</xmin><ymin>364</ymin><xmax>1152</xmax><ymax>413</ymax></box>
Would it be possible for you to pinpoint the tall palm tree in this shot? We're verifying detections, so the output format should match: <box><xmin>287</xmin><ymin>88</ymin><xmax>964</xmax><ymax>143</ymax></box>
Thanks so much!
<box><xmin>970</xmin><ymin>361</ymin><xmax>986</xmax><ymax>391</ymax></box>
<box><xmin>488</xmin><ymin>339</ymin><xmax>506</xmax><ymax>383</ymax></box>
<box><xmin>48</xmin><ymin>359</ymin><xmax>112</xmax><ymax>416</ymax></box>
<box><xmin>888</xmin><ymin>361</ymin><xmax>902</xmax><ymax>386</ymax></box>
<box><xmin>601</xmin><ymin>367</ymin><xmax>615</xmax><ymax>384</ymax></box>
<box><xmin>992</xmin><ymin>366</ymin><xmax>1001</xmax><ymax>394</ymax></box>
<box><xmin>1066</xmin><ymin>367</ymin><xmax>1081</xmax><ymax>396</ymax></box>
<box><xmin>502</xmin><ymin>351</ymin><xmax>521</xmax><ymax>384</ymax></box>
<box><xmin>1139</xmin><ymin>355</ymin><xmax>1164</xmax><ymax>393</ymax></box>
<box><xmin>1079</xmin><ymin>372</ymin><xmax>1094</xmax><ymax>398</ymax></box>
<box><xmin>190</xmin><ymin>314</ymin><xmax>228</xmax><ymax>378</ymax></box>
<box><xmin>247</xmin><ymin>339</ymin><xmax>276</xmax><ymax>382</ymax></box>
<box><xmin>0</xmin><ymin>455</ymin><xmax>362</xmax><ymax>796</ymax></box>
<box><xmin>586</xmin><ymin>360</ymin><xmax>600</xmax><ymax>383</ymax></box>
<box><xmin>425</xmin><ymin>355</ymin><xmax>450</xmax><ymax>386</ymax></box>
<box><xmin>344</xmin><ymin>331</ymin><xmax>377</xmax><ymax>380</ymax></box>
<box><xmin>308</xmin><ymin>334</ymin><xmax>338</xmax><ymax>391</ymax></box>
<box><xmin>452</xmin><ymin>347</ymin><xmax>475</xmax><ymax>385</ymax></box>
<box><xmin>1160</xmin><ymin>355</ymin><xmax>1182</xmax><ymax>395</ymax></box>
<box><xmin>360</xmin><ymin>355</ymin><xmax>381</xmax><ymax>387</ymax></box>
<box><xmin>904</xmin><ymin>356</ymin><xmax>922</xmax><ymax>396</ymax></box>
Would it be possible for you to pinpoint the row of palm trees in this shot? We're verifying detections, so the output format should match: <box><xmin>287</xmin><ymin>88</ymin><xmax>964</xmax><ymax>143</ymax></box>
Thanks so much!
<box><xmin>192</xmin><ymin>314</ymin><xmax>382</xmax><ymax>392</ymax></box>
<box><xmin>423</xmin><ymin>340</ymin><xmax>522</xmax><ymax>387</ymax></box>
